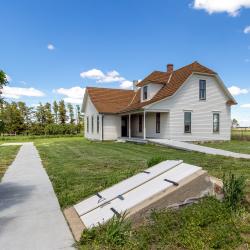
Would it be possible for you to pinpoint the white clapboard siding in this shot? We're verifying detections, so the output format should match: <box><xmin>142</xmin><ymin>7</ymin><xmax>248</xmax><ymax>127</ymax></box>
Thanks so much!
<box><xmin>146</xmin><ymin>112</ymin><xmax>170</xmax><ymax>139</ymax></box>
<box><xmin>103</xmin><ymin>115</ymin><xmax>121</xmax><ymax>140</ymax></box>
<box><xmin>147</xmin><ymin>74</ymin><xmax>231</xmax><ymax>141</ymax></box>
<box><xmin>84</xmin><ymin>96</ymin><xmax>102</xmax><ymax>140</ymax></box>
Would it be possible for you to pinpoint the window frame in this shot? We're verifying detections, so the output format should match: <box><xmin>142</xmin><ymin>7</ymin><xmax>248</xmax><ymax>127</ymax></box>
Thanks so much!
<box><xmin>97</xmin><ymin>115</ymin><xmax>99</xmax><ymax>134</ymax></box>
<box><xmin>86</xmin><ymin>116</ymin><xmax>89</xmax><ymax>133</ymax></box>
<box><xmin>199</xmin><ymin>79</ymin><xmax>206</xmax><ymax>100</ymax></box>
<box><xmin>156</xmin><ymin>113</ymin><xmax>160</xmax><ymax>133</ymax></box>
<box><xmin>143</xmin><ymin>86</ymin><xmax>148</xmax><ymax>100</ymax></box>
<box><xmin>91</xmin><ymin>116</ymin><xmax>94</xmax><ymax>133</ymax></box>
<box><xmin>184</xmin><ymin>112</ymin><xmax>192</xmax><ymax>134</ymax></box>
<box><xmin>139</xmin><ymin>114</ymin><xmax>143</xmax><ymax>133</ymax></box>
<box><xmin>213</xmin><ymin>113</ymin><xmax>220</xmax><ymax>133</ymax></box>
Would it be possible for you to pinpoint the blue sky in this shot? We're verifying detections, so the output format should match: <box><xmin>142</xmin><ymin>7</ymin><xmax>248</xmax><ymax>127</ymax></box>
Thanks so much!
<box><xmin>1</xmin><ymin>0</ymin><xmax>250</xmax><ymax>125</ymax></box>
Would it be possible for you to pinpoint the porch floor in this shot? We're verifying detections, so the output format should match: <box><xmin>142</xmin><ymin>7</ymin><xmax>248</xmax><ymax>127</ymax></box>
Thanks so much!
<box><xmin>118</xmin><ymin>137</ymin><xmax>148</xmax><ymax>144</ymax></box>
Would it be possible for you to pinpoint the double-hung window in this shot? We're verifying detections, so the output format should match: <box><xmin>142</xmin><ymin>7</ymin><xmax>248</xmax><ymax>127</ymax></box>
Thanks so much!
<box><xmin>156</xmin><ymin>113</ymin><xmax>160</xmax><ymax>133</ymax></box>
<box><xmin>86</xmin><ymin>116</ymin><xmax>89</xmax><ymax>133</ymax></box>
<box><xmin>97</xmin><ymin>115</ymin><xmax>99</xmax><ymax>134</ymax></box>
<box><xmin>91</xmin><ymin>116</ymin><xmax>94</xmax><ymax>133</ymax></box>
<box><xmin>184</xmin><ymin>112</ymin><xmax>191</xmax><ymax>133</ymax></box>
<box><xmin>213</xmin><ymin>113</ymin><xmax>220</xmax><ymax>133</ymax></box>
<box><xmin>143</xmin><ymin>86</ymin><xmax>148</xmax><ymax>100</ymax></box>
<box><xmin>139</xmin><ymin>115</ymin><xmax>142</xmax><ymax>132</ymax></box>
<box><xmin>199</xmin><ymin>80</ymin><xmax>206</xmax><ymax>100</ymax></box>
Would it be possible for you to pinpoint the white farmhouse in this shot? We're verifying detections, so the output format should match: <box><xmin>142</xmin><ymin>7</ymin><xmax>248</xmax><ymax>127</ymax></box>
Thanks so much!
<box><xmin>81</xmin><ymin>61</ymin><xmax>237</xmax><ymax>141</ymax></box>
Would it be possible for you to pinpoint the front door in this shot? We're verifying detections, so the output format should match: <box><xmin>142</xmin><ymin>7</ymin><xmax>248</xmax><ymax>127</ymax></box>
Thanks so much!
<box><xmin>121</xmin><ymin>116</ymin><xmax>128</xmax><ymax>137</ymax></box>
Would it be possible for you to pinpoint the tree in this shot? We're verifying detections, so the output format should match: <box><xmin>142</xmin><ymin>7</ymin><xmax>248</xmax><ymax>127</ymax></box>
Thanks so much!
<box><xmin>36</xmin><ymin>103</ymin><xmax>46</xmax><ymax>125</ymax></box>
<box><xmin>76</xmin><ymin>105</ymin><xmax>83</xmax><ymax>125</ymax></box>
<box><xmin>1</xmin><ymin>102</ymin><xmax>24</xmax><ymax>134</ymax></box>
<box><xmin>58</xmin><ymin>100</ymin><xmax>67</xmax><ymax>124</ymax></box>
<box><xmin>232</xmin><ymin>118</ymin><xmax>239</xmax><ymax>128</ymax></box>
<box><xmin>0</xmin><ymin>70</ymin><xmax>8</xmax><ymax>102</ymax></box>
<box><xmin>44</xmin><ymin>102</ymin><xmax>54</xmax><ymax>124</ymax></box>
<box><xmin>67</xmin><ymin>103</ymin><xmax>75</xmax><ymax>124</ymax></box>
<box><xmin>53</xmin><ymin>101</ymin><xmax>59</xmax><ymax>124</ymax></box>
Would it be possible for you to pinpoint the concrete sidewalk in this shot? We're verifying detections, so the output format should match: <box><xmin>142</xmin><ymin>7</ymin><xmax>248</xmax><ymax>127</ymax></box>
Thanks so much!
<box><xmin>148</xmin><ymin>139</ymin><xmax>250</xmax><ymax>159</ymax></box>
<box><xmin>0</xmin><ymin>143</ymin><xmax>75</xmax><ymax>250</ymax></box>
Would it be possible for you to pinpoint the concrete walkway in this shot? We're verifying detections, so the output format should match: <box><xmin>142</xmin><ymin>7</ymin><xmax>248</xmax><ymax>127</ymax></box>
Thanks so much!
<box><xmin>0</xmin><ymin>143</ymin><xmax>75</xmax><ymax>250</ymax></box>
<box><xmin>148</xmin><ymin>139</ymin><xmax>250</xmax><ymax>159</ymax></box>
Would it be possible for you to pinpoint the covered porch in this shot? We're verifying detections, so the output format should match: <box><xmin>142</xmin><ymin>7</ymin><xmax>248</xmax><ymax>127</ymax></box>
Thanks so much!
<box><xmin>120</xmin><ymin>110</ymin><xmax>169</xmax><ymax>140</ymax></box>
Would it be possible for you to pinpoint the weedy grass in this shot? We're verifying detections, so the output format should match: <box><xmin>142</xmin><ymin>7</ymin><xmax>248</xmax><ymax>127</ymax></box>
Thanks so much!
<box><xmin>0</xmin><ymin>145</ymin><xmax>20</xmax><ymax>180</ymax></box>
<box><xmin>79</xmin><ymin>198</ymin><xmax>243</xmax><ymax>250</ymax></box>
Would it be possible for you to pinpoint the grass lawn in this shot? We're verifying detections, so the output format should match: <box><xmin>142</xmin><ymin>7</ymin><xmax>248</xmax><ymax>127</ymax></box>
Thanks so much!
<box><xmin>0</xmin><ymin>145</ymin><xmax>20</xmax><ymax>180</ymax></box>
<box><xmin>34</xmin><ymin>137</ymin><xmax>250</xmax><ymax>249</ymax></box>
<box><xmin>204</xmin><ymin>140</ymin><xmax>250</xmax><ymax>154</ymax></box>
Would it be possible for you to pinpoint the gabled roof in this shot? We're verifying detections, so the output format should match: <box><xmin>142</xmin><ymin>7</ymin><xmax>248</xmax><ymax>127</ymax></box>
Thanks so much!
<box><xmin>84</xmin><ymin>87</ymin><xmax>135</xmax><ymax>113</ymax></box>
<box><xmin>83</xmin><ymin>61</ymin><xmax>236</xmax><ymax>114</ymax></box>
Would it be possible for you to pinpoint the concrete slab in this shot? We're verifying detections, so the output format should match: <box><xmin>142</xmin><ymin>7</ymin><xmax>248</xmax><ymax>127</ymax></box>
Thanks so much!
<box><xmin>148</xmin><ymin>139</ymin><xmax>250</xmax><ymax>159</ymax></box>
<box><xmin>0</xmin><ymin>142</ymin><xmax>75</xmax><ymax>250</ymax></box>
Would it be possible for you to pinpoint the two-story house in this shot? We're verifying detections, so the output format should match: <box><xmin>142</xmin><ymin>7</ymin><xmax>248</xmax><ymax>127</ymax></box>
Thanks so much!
<box><xmin>81</xmin><ymin>61</ymin><xmax>237</xmax><ymax>141</ymax></box>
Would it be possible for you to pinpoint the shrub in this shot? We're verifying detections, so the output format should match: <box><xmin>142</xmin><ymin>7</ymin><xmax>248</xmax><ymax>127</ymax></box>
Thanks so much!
<box><xmin>147</xmin><ymin>156</ymin><xmax>166</xmax><ymax>167</ymax></box>
<box><xmin>223</xmin><ymin>173</ymin><xmax>246</xmax><ymax>211</ymax></box>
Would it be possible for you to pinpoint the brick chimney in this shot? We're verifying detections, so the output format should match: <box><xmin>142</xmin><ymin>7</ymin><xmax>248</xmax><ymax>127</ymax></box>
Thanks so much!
<box><xmin>167</xmin><ymin>64</ymin><xmax>174</xmax><ymax>73</ymax></box>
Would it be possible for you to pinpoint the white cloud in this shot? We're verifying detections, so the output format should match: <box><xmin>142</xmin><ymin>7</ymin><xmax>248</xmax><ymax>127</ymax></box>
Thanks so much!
<box><xmin>6</xmin><ymin>74</ymin><xmax>12</xmax><ymax>82</ymax></box>
<box><xmin>47</xmin><ymin>43</ymin><xmax>55</xmax><ymax>50</ymax></box>
<box><xmin>192</xmin><ymin>0</ymin><xmax>250</xmax><ymax>16</ymax></box>
<box><xmin>80</xmin><ymin>68</ymin><xmax>134</xmax><ymax>90</ymax></box>
<box><xmin>55</xmin><ymin>86</ymin><xmax>85</xmax><ymax>104</ymax></box>
<box><xmin>2</xmin><ymin>86</ymin><xmax>45</xmax><ymax>99</ymax></box>
<box><xmin>228</xmin><ymin>86</ymin><xmax>248</xmax><ymax>96</ymax></box>
<box><xmin>80</xmin><ymin>69</ymin><xmax>125</xmax><ymax>83</ymax></box>
<box><xmin>244</xmin><ymin>26</ymin><xmax>250</xmax><ymax>34</ymax></box>
<box><xmin>241</xmin><ymin>103</ymin><xmax>250</xmax><ymax>108</ymax></box>
<box><xmin>120</xmin><ymin>80</ymin><xmax>133</xmax><ymax>89</ymax></box>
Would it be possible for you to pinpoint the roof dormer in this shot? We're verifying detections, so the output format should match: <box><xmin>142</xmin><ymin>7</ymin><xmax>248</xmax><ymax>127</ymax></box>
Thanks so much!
<box><xmin>141</xmin><ymin>83</ymin><xmax>163</xmax><ymax>102</ymax></box>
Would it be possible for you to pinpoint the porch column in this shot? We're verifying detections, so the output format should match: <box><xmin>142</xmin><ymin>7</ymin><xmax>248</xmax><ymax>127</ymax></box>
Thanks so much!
<box><xmin>129</xmin><ymin>114</ymin><xmax>131</xmax><ymax>138</ymax></box>
<box><xmin>143</xmin><ymin>111</ymin><xmax>146</xmax><ymax>140</ymax></box>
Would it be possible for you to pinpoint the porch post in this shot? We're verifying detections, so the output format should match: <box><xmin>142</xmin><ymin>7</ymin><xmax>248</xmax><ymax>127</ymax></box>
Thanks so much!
<box><xmin>128</xmin><ymin>114</ymin><xmax>131</xmax><ymax>138</ymax></box>
<box><xmin>143</xmin><ymin>110</ymin><xmax>146</xmax><ymax>140</ymax></box>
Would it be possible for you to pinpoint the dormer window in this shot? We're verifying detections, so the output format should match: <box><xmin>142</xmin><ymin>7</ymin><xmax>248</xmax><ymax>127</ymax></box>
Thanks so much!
<box><xmin>143</xmin><ymin>86</ymin><xmax>148</xmax><ymax>100</ymax></box>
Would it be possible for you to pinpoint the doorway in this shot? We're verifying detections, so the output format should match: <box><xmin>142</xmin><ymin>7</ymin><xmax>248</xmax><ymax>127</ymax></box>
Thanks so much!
<box><xmin>121</xmin><ymin>116</ymin><xmax>128</xmax><ymax>137</ymax></box>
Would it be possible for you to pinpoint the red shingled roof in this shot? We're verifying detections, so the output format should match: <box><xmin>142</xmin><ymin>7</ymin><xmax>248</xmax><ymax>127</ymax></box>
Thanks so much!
<box><xmin>85</xmin><ymin>62</ymin><xmax>235</xmax><ymax>114</ymax></box>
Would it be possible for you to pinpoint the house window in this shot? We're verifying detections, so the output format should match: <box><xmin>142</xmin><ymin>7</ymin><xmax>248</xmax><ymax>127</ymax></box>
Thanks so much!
<box><xmin>87</xmin><ymin>116</ymin><xmax>89</xmax><ymax>133</ymax></box>
<box><xmin>213</xmin><ymin>113</ymin><xmax>220</xmax><ymax>133</ymax></box>
<box><xmin>156</xmin><ymin>113</ymin><xmax>160</xmax><ymax>133</ymax></box>
<box><xmin>184</xmin><ymin>112</ymin><xmax>191</xmax><ymax>133</ymax></box>
<box><xmin>199</xmin><ymin>80</ymin><xmax>206</xmax><ymax>100</ymax></box>
<box><xmin>143</xmin><ymin>86</ymin><xmax>148</xmax><ymax>100</ymax></box>
<box><xmin>91</xmin><ymin>116</ymin><xmax>94</xmax><ymax>133</ymax></box>
<box><xmin>97</xmin><ymin>115</ymin><xmax>99</xmax><ymax>134</ymax></box>
<box><xmin>139</xmin><ymin>115</ymin><xmax>142</xmax><ymax>132</ymax></box>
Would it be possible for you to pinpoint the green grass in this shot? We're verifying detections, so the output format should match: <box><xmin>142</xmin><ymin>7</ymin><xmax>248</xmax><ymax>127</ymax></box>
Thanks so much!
<box><xmin>0</xmin><ymin>145</ymin><xmax>20</xmax><ymax>180</ymax></box>
<box><xmin>204</xmin><ymin>140</ymin><xmax>250</xmax><ymax>154</ymax></box>
<box><xmin>0</xmin><ymin>134</ymin><xmax>82</xmax><ymax>142</ymax></box>
<box><xmin>34</xmin><ymin>137</ymin><xmax>250</xmax><ymax>249</ymax></box>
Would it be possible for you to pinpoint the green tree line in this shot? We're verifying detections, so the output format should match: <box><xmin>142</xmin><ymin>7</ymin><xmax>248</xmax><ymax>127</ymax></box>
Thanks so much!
<box><xmin>0</xmin><ymin>70</ymin><xmax>84</xmax><ymax>135</ymax></box>
<box><xmin>0</xmin><ymin>100</ymin><xmax>84</xmax><ymax>136</ymax></box>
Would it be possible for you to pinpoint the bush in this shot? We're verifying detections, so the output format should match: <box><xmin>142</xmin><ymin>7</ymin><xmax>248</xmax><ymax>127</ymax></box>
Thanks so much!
<box><xmin>147</xmin><ymin>156</ymin><xmax>166</xmax><ymax>167</ymax></box>
<box><xmin>223</xmin><ymin>173</ymin><xmax>246</xmax><ymax>211</ymax></box>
